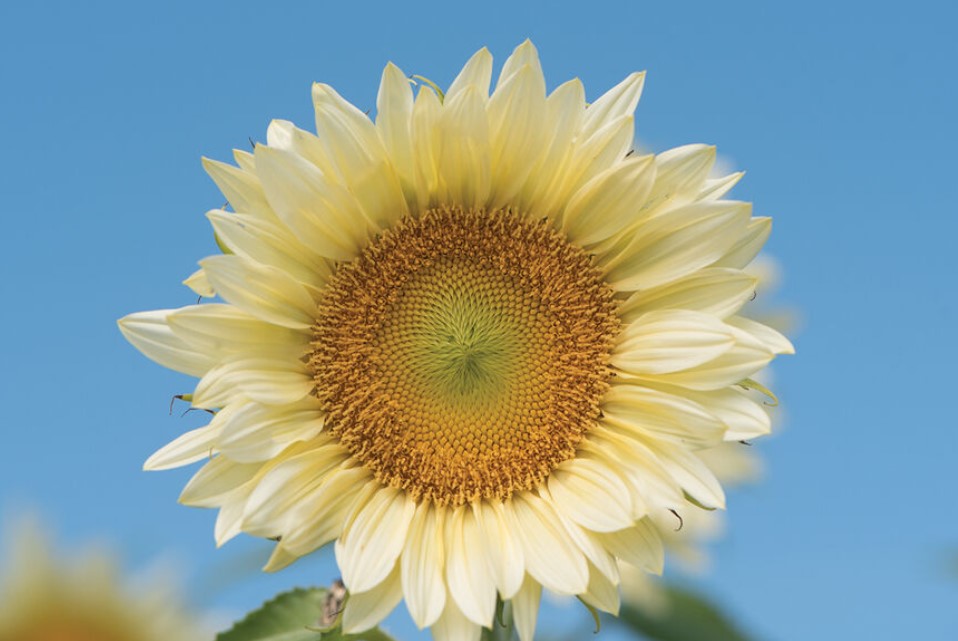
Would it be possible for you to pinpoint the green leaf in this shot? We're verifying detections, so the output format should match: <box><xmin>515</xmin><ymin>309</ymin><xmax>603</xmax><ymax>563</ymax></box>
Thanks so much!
<box><xmin>216</xmin><ymin>588</ymin><xmax>327</xmax><ymax>641</ymax></box>
<box><xmin>216</xmin><ymin>587</ymin><xmax>400</xmax><ymax>641</ymax></box>
<box><xmin>617</xmin><ymin>584</ymin><xmax>759</xmax><ymax>641</ymax></box>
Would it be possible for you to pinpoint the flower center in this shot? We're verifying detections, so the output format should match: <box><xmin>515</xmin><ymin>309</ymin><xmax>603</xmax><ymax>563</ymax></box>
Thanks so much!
<box><xmin>309</xmin><ymin>206</ymin><xmax>619</xmax><ymax>506</ymax></box>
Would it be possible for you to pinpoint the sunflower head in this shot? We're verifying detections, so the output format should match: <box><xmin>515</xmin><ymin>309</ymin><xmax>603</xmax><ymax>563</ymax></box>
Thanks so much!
<box><xmin>120</xmin><ymin>40</ymin><xmax>791</xmax><ymax>641</ymax></box>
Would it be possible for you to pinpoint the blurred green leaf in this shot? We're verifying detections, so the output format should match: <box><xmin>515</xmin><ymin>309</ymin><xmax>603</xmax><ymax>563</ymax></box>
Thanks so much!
<box><xmin>617</xmin><ymin>584</ymin><xmax>758</xmax><ymax>641</ymax></box>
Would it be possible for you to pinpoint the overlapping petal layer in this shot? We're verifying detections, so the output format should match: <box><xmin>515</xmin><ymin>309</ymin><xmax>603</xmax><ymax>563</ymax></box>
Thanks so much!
<box><xmin>119</xmin><ymin>40</ymin><xmax>790</xmax><ymax>641</ymax></box>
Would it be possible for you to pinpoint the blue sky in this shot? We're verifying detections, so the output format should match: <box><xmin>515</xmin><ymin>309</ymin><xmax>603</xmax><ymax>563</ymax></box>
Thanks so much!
<box><xmin>1</xmin><ymin>1</ymin><xmax>956</xmax><ymax>639</ymax></box>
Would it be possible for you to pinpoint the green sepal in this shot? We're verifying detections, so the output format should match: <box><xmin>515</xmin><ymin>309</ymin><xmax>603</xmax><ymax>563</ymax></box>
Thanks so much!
<box><xmin>411</xmin><ymin>75</ymin><xmax>445</xmax><ymax>103</ymax></box>
<box><xmin>738</xmin><ymin>378</ymin><xmax>779</xmax><ymax>406</ymax></box>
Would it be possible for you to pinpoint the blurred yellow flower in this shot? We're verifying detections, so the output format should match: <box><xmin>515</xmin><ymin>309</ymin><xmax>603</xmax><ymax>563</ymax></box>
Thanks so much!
<box><xmin>0</xmin><ymin>519</ymin><xmax>207</xmax><ymax>641</ymax></box>
<box><xmin>120</xmin><ymin>40</ymin><xmax>791</xmax><ymax>641</ymax></box>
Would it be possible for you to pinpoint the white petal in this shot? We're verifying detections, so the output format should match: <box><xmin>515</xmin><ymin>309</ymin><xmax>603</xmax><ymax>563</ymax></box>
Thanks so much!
<box><xmin>337</xmin><ymin>487</ymin><xmax>416</xmax><ymax>593</ymax></box>
<box><xmin>585</xmin><ymin>425</ymin><xmax>684</xmax><ymax>510</ymax></box>
<box><xmin>279</xmin><ymin>466</ymin><xmax>375</xmax><ymax>557</ymax></box>
<box><xmin>581</xmin><ymin>72</ymin><xmax>646</xmax><ymax>138</ymax></box>
<box><xmin>601</xmin><ymin>384</ymin><xmax>726</xmax><ymax>447</ymax></box>
<box><xmin>518</xmin><ymin>78</ymin><xmax>585</xmax><ymax>215</ymax></box>
<box><xmin>658</xmin><ymin>386</ymin><xmax>770</xmax><ymax>440</ymax></box>
<box><xmin>377</xmin><ymin>62</ymin><xmax>422</xmax><ymax>209</ymax></box>
<box><xmin>548</xmin><ymin>458</ymin><xmax>633</xmax><ymax>532</ymax></box>
<box><xmin>617</xmin><ymin>268</ymin><xmax>758</xmax><ymax>323</ymax></box>
<box><xmin>613</xmin><ymin>310</ymin><xmax>736</xmax><ymax>375</ymax></box>
<box><xmin>201</xmin><ymin>157</ymin><xmax>275</xmax><ymax>221</ymax></box>
<box><xmin>597</xmin><ymin>519</ymin><xmax>664</xmax><ymax>574</ymax></box>
<box><xmin>511</xmin><ymin>574</ymin><xmax>542</xmax><ymax>641</ymax></box>
<box><xmin>342</xmin><ymin>563</ymin><xmax>403</xmax><ymax>634</ymax></box>
<box><xmin>411</xmin><ymin>86</ymin><xmax>442</xmax><ymax>199</ymax></box>
<box><xmin>726</xmin><ymin>315</ymin><xmax>795</xmax><ymax>354</ymax></box>
<box><xmin>648</xmin><ymin>440</ymin><xmax>726</xmax><ymax>509</ymax></box>
<box><xmin>242</xmin><ymin>442</ymin><xmax>350</xmax><ymax>537</ymax></box>
<box><xmin>118</xmin><ymin>309</ymin><xmax>216</xmax><ymax>377</ymax></box>
<box><xmin>216</xmin><ymin>399</ymin><xmax>325</xmax><ymax>463</ymax></box>
<box><xmin>488</xmin><ymin>63</ymin><xmax>547</xmax><ymax>206</ymax></box>
<box><xmin>168</xmin><ymin>303</ymin><xmax>307</xmax><ymax>357</ymax></box>
<box><xmin>641</xmin><ymin>144</ymin><xmax>717</xmax><ymax>214</ymax></box>
<box><xmin>446</xmin><ymin>506</ymin><xmax>497</xmax><ymax>626</ymax></box>
<box><xmin>437</xmin><ymin>86</ymin><xmax>491</xmax><ymax>208</ymax></box>
<box><xmin>179</xmin><ymin>456</ymin><xmax>261</xmax><ymax>508</ymax></box>
<box><xmin>497</xmin><ymin>40</ymin><xmax>542</xmax><ymax>89</ymax></box>
<box><xmin>506</xmin><ymin>493</ymin><xmax>589</xmax><ymax>595</ymax></box>
<box><xmin>446</xmin><ymin>47</ymin><xmax>493</xmax><ymax>101</ymax></box>
<box><xmin>712</xmin><ymin>216</ymin><xmax>772</xmax><ymax>269</ymax></box>
<box><xmin>474</xmin><ymin>501</ymin><xmax>524</xmax><ymax>599</ymax></box>
<box><xmin>402</xmin><ymin>503</ymin><xmax>447</xmax><ymax>628</ymax></box>
<box><xmin>580</xmin><ymin>561</ymin><xmax>620</xmax><ymax>615</ymax></box>
<box><xmin>183</xmin><ymin>268</ymin><xmax>215</xmax><ymax>298</ymax></box>
<box><xmin>601</xmin><ymin>200</ymin><xmax>752</xmax><ymax>292</ymax></box>
<box><xmin>309</xmin><ymin>86</ymin><xmax>409</xmax><ymax>229</ymax></box>
<box><xmin>200</xmin><ymin>254</ymin><xmax>317</xmax><ymax>330</ymax></box>
<box><xmin>144</xmin><ymin>424</ymin><xmax>220</xmax><ymax>471</ymax></box>
<box><xmin>562</xmin><ymin>154</ymin><xmax>656</xmax><ymax>246</ymax></box>
<box><xmin>699</xmin><ymin>171</ymin><xmax>744</xmax><ymax>201</ymax></box>
<box><xmin>253</xmin><ymin>145</ymin><xmax>369</xmax><ymax>261</ymax></box>
<box><xmin>644</xmin><ymin>324</ymin><xmax>774</xmax><ymax>391</ymax></box>
<box><xmin>431</xmin><ymin>593</ymin><xmax>481</xmax><ymax>641</ymax></box>
<box><xmin>207</xmin><ymin>210</ymin><xmax>331</xmax><ymax>289</ymax></box>
<box><xmin>214</xmin><ymin>483</ymin><xmax>253</xmax><ymax>546</ymax></box>
<box><xmin>192</xmin><ymin>357</ymin><xmax>312</xmax><ymax>408</ymax></box>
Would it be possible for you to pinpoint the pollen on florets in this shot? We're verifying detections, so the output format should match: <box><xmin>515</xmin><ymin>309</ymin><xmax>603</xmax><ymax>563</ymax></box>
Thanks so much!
<box><xmin>309</xmin><ymin>206</ymin><xmax>620</xmax><ymax>506</ymax></box>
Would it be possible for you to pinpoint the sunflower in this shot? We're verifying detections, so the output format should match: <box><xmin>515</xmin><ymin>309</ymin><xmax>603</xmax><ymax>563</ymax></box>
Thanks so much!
<box><xmin>119</xmin><ymin>41</ymin><xmax>791</xmax><ymax>641</ymax></box>
<box><xmin>0</xmin><ymin>518</ymin><xmax>207</xmax><ymax>641</ymax></box>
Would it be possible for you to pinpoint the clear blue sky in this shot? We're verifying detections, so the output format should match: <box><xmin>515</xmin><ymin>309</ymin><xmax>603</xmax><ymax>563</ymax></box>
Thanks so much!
<box><xmin>1</xmin><ymin>1</ymin><xmax>955</xmax><ymax>639</ymax></box>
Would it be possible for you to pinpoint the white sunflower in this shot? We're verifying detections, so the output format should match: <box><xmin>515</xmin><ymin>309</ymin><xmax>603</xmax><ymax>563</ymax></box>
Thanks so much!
<box><xmin>0</xmin><ymin>518</ymin><xmax>207</xmax><ymax>641</ymax></box>
<box><xmin>119</xmin><ymin>41</ymin><xmax>792</xmax><ymax>641</ymax></box>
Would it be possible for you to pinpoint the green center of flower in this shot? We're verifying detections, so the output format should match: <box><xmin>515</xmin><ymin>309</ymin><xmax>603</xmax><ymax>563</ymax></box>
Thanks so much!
<box><xmin>309</xmin><ymin>206</ymin><xmax>619</xmax><ymax>506</ymax></box>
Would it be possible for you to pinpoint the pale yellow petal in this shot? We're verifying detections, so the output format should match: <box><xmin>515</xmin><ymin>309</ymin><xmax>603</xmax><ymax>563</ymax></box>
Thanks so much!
<box><xmin>712</xmin><ymin>216</ymin><xmax>772</xmax><ymax>269</ymax></box>
<box><xmin>561</xmin><ymin>154</ymin><xmax>656</xmax><ymax>246</ymax></box>
<box><xmin>618</xmin><ymin>268</ymin><xmax>757</xmax><ymax>323</ymax></box>
<box><xmin>437</xmin><ymin>86</ymin><xmax>491</xmax><ymax>208</ymax></box>
<box><xmin>506</xmin><ymin>492</ymin><xmax>589</xmax><ymax>595</ymax></box>
<box><xmin>511</xmin><ymin>574</ymin><xmax>542</xmax><ymax>641</ymax></box>
<box><xmin>446</xmin><ymin>47</ymin><xmax>493</xmax><ymax>101</ymax></box>
<box><xmin>179</xmin><ymin>456</ymin><xmax>261</xmax><ymax>508</ymax></box>
<box><xmin>613</xmin><ymin>310</ymin><xmax>736</xmax><ymax>375</ymax></box>
<box><xmin>144</xmin><ymin>424</ymin><xmax>220</xmax><ymax>471</ymax></box>
<box><xmin>253</xmin><ymin>145</ymin><xmax>370</xmax><ymax>260</ymax></box>
<box><xmin>601</xmin><ymin>200</ymin><xmax>752</xmax><ymax>292</ymax></box>
<box><xmin>199</xmin><ymin>254</ymin><xmax>317</xmax><ymax>330</ymax></box>
<box><xmin>337</xmin><ymin>487</ymin><xmax>416</xmax><ymax>593</ymax></box>
<box><xmin>445</xmin><ymin>506</ymin><xmax>497</xmax><ymax>626</ymax></box>
<box><xmin>341</xmin><ymin>563</ymin><xmax>403</xmax><ymax>634</ymax></box>
<box><xmin>117</xmin><ymin>309</ymin><xmax>216</xmax><ymax>377</ymax></box>
<box><xmin>207</xmin><ymin>210</ymin><xmax>331</xmax><ymax>289</ymax></box>
<box><xmin>402</xmin><ymin>503</ymin><xmax>447</xmax><ymax>628</ymax></box>
<box><xmin>192</xmin><ymin>356</ymin><xmax>312</xmax><ymax>408</ymax></box>
<box><xmin>167</xmin><ymin>303</ymin><xmax>308</xmax><ymax>357</ymax></box>
<box><xmin>474</xmin><ymin>501</ymin><xmax>524</xmax><ymax>599</ymax></box>
<box><xmin>548</xmin><ymin>458</ymin><xmax>633</xmax><ymax>532</ymax></box>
